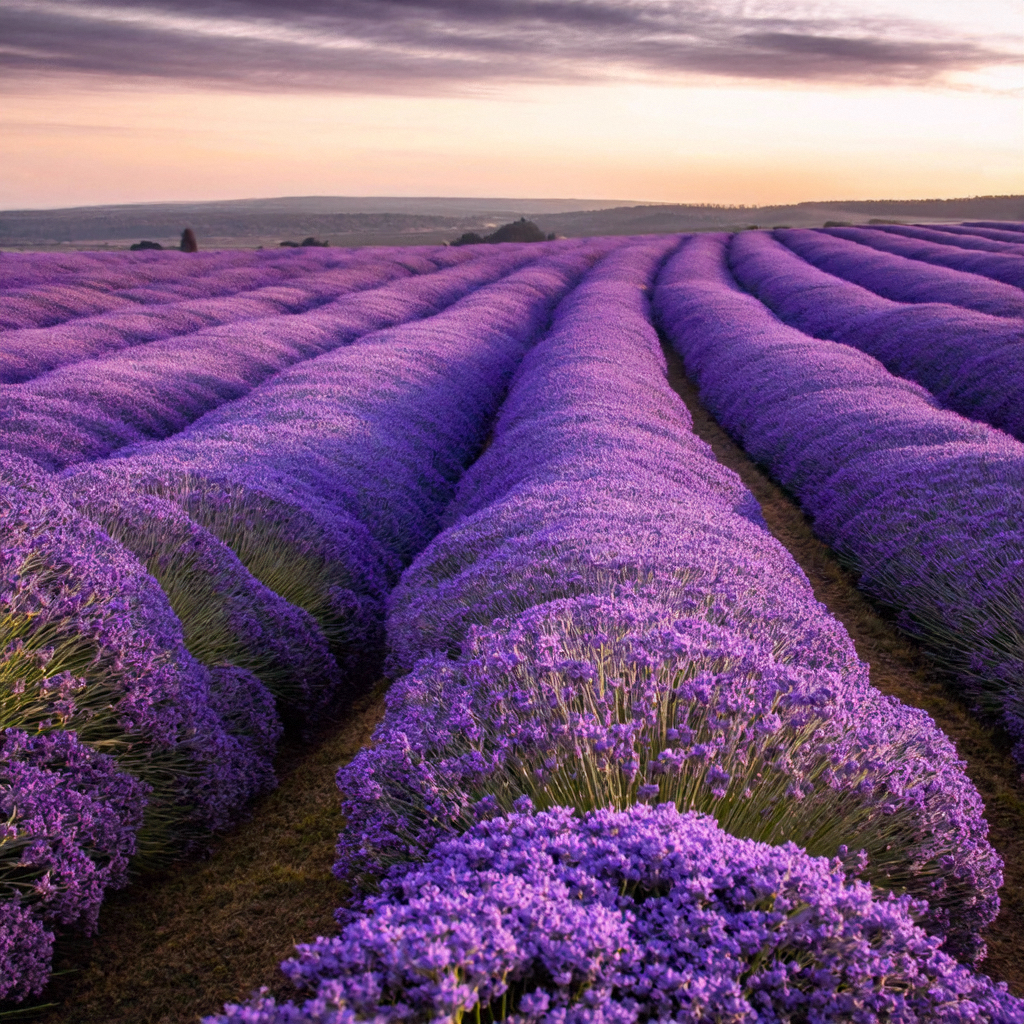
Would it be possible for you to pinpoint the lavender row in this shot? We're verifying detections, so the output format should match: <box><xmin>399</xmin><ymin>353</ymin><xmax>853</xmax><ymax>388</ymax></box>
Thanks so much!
<box><xmin>0</xmin><ymin>244</ymin><xmax>552</xmax><ymax>471</ymax></box>
<box><xmin>655</xmin><ymin>232</ymin><xmax>1024</xmax><ymax>769</ymax></box>
<box><xmin>208</xmin><ymin>238</ymin><xmax>1015</xmax><ymax>1019</ymax></box>
<box><xmin>0</xmin><ymin>249</ymin><xmax>461</xmax><ymax>383</ymax></box>
<box><xmin>965</xmin><ymin>221</ymin><xmax>1024</xmax><ymax>234</ymax></box>
<box><xmin>776</xmin><ymin>228</ymin><xmax>1024</xmax><ymax>318</ymax></box>
<box><xmin>0</xmin><ymin>247</ymin><xmax>272</xmax><ymax>292</ymax></box>
<box><xmin>0</xmin><ymin>245</ymin><xmax>477</xmax><ymax>332</ymax></box>
<box><xmin>0</xmin><ymin>245</ymin><xmax>382</xmax><ymax>300</ymax></box>
<box><xmin>871</xmin><ymin>223</ymin><xmax>1024</xmax><ymax>256</ymax></box>
<box><xmin>352</xmin><ymin>238</ymin><xmax>997</xmax><ymax>954</ymax></box>
<box><xmin>2</xmin><ymin>454</ymin><xmax>285</xmax><ymax>1001</ymax></box>
<box><xmin>930</xmin><ymin>223</ymin><xmax>1024</xmax><ymax>244</ymax></box>
<box><xmin>822</xmin><ymin>225</ymin><xmax>1024</xmax><ymax>291</ymax></box>
<box><xmin>0</xmin><ymin>248</ymin><xmax>351</xmax><ymax>328</ymax></box>
<box><xmin>728</xmin><ymin>230</ymin><xmax>1024</xmax><ymax>440</ymax></box>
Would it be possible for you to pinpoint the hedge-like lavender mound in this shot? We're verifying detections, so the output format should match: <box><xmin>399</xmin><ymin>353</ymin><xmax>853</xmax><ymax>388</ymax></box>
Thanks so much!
<box><xmin>339</xmin><ymin>596</ymin><xmax>1000</xmax><ymax>963</ymax></box>
<box><xmin>210</xmin><ymin>804</ymin><xmax>1023</xmax><ymax>1024</ymax></box>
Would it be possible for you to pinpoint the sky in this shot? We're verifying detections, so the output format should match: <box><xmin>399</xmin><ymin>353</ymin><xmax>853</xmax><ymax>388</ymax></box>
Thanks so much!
<box><xmin>1</xmin><ymin>0</ymin><xmax>1021</xmax><ymax>209</ymax></box>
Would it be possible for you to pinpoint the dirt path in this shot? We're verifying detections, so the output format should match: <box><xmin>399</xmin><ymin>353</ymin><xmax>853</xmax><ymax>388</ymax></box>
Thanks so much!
<box><xmin>38</xmin><ymin>687</ymin><xmax>386</xmax><ymax>1024</ymax></box>
<box><xmin>662</xmin><ymin>342</ymin><xmax>1024</xmax><ymax>995</ymax></box>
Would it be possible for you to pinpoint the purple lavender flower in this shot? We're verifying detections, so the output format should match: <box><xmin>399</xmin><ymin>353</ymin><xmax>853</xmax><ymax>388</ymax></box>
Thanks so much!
<box><xmin>0</xmin><ymin>252</ymin><xmax>438</xmax><ymax>383</ymax></box>
<box><xmin>343</xmin><ymin>596</ymin><xmax>1000</xmax><ymax>962</ymax></box>
<box><xmin>821</xmin><ymin>225</ymin><xmax>1024</xmax><ymax>290</ymax></box>
<box><xmin>0</xmin><ymin>244</ymin><xmax>560</xmax><ymax>471</ymax></box>
<box><xmin>1</xmin><ymin>728</ymin><xmax>148</xmax><ymax>1002</ymax></box>
<box><xmin>871</xmin><ymin>222</ymin><xmax>1024</xmax><ymax>256</ymax></box>
<box><xmin>211</xmin><ymin>805</ymin><xmax>1024</xmax><ymax>1023</ymax></box>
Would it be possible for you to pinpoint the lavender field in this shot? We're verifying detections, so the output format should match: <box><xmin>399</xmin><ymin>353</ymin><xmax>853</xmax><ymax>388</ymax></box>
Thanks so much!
<box><xmin>2</xmin><ymin>226</ymin><xmax>1023</xmax><ymax>1021</ymax></box>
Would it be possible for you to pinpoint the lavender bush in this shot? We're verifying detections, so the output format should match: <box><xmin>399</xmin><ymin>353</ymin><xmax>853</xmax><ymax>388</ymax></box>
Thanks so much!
<box><xmin>342</xmin><ymin>595</ymin><xmax>999</xmax><ymax>961</ymax></box>
<box><xmin>655</xmin><ymin>232</ymin><xmax>1024</xmax><ymax>771</ymax></box>
<box><xmin>727</xmin><ymin>230</ymin><xmax>1024</xmax><ymax>440</ymax></box>
<box><xmin>210</xmin><ymin>805</ymin><xmax>1023</xmax><ymax>1024</ymax></box>
<box><xmin>1</xmin><ymin>453</ymin><xmax>278</xmax><ymax>844</ymax></box>
<box><xmin>1</xmin><ymin>729</ymin><xmax>148</xmax><ymax>1002</ymax></box>
<box><xmin>58</xmin><ymin>469</ymin><xmax>343</xmax><ymax>724</ymax></box>
<box><xmin>822</xmin><ymin>225</ymin><xmax>1024</xmax><ymax>290</ymax></box>
<box><xmin>776</xmin><ymin>228</ymin><xmax>1024</xmax><ymax>318</ymax></box>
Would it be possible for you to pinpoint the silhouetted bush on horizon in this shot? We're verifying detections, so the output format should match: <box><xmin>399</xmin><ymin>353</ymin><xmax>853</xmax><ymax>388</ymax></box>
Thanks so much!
<box><xmin>451</xmin><ymin>218</ymin><xmax>555</xmax><ymax>246</ymax></box>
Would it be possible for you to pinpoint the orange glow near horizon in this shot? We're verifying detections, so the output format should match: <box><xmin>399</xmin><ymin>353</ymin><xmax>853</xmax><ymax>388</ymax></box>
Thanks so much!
<box><xmin>2</xmin><ymin>0</ymin><xmax>1021</xmax><ymax>210</ymax></box>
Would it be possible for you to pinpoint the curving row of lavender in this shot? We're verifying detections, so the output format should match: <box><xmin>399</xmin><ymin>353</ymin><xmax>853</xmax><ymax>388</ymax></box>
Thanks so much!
<box><xmin>728</xmin><ymin>230</ymin><xmax>1024</xmax><ymax>440</ymax></box>
<box><xmin>209</xmin><ymin>238</ymin><xmax>1019</xmax><ymax>1021</ymax></box>
<box><xmin>870</xmin><ymin>223</ymin><xmax>1024</xmax><ymax>256</ymax></box>
<box><xmin>656</xmin><ymin>232</ymin><xmax>1024</xmax><ymax>770</ymax></box>
<box><xmin>0</xmin><ymin>245</ymin><xmax>477</xmax><ymax>330</ymax></box>
<box><xmin>1</xmin><ymin>241</ymin><xmax>613</xmax><ymax>1003</ymax></box>
<box><xmin>0</xmin><ymin>247</ymin><xmax>476</xmax><ymax>383</ymax></box>
<box><xmin>965</xmin><ymin>221</ymin><xmax>1024</xmax><ymax>235</ymax></box>
<box><xmin>0</xmin><ymin>244</ymin><xmax>552</xmax><ymax>470</ymax></box>
<box><xmin>776</xmin><ymin>228</ymin><xmax>1024</xmax><ymax>318</ymax></box>
<box><xmin>819</xmin><ymin>224</ymin><xmax>1024</xmax><ymax>290</ymax></box>
<box><xmin>933</xmin><ymin>223</ymin><xmax>1024</xmax><ymax>244</ymax></box>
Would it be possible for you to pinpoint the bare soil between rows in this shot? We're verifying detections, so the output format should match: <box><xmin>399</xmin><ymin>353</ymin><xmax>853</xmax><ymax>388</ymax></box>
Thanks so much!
<box><xmin>29</xmin><ymin>347</ymin><xmax>1024</xmax><ymax>1023</ymax></box>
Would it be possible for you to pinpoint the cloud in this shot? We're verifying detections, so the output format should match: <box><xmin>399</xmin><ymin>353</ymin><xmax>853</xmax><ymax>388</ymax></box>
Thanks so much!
<box><xmin>2</xmin><ymin>0</ymin><xmax>1019</xmax><ymax>93</ymax></box>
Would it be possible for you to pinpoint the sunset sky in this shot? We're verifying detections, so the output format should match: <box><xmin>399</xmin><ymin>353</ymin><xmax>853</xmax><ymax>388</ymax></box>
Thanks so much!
<box><xmin>2</xmin><ymin>0</ymin><xmax>1021</xmax><ymax>209</ymax></box>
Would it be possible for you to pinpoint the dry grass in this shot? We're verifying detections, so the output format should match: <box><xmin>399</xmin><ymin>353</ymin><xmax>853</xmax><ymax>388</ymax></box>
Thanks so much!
<box><xmin>19</xmin><ymin>346</ymin><xmax>1023</xmax><ymax>1021</ymax></box>
<box><xmin>662</xmin><ymin>342</ymin><xmax>1024</xmax><ymax>996</ymax></box>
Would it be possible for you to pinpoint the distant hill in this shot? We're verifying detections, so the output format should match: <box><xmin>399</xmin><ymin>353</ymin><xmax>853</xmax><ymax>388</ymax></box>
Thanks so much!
<box><xmin>1</xmin><ymin>195</ymin><xmax>1020</xmax><ymax>249</ymax></box>
<box><xmin>535</xmin><ymin>196</ymin><xmax>1024</xmax><ymax>238</ymax></box>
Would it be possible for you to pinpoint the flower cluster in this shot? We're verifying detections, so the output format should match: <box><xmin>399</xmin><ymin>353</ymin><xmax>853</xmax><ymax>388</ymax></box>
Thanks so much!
<box><xmin>1</xmin><ymin>728</ymin><xmax>148</xmax><ymax>1002</ymax></box>
<box><xmin>210</xmin><ymin>805</ymin><xmax>1024</xmax><ymax>1024</ymax></box>
<box><xmin>654</xmin><ymin>232</ymin><xmax>1024</xmax><ymax>772</ymax></box>
<box><xmin>728</xmin><ymin>230</ymin><xmax>1024</xmax><ymax>440</ymax></box>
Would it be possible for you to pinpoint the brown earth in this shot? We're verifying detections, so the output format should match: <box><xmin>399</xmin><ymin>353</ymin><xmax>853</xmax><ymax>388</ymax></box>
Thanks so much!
<box><xmin>25</xmin><ymin>347</ymin><xmax>1024</xmax><ymax>1023</ymax></box>
<box><xmin>34</xmin><ymin>687</ymin><xmax>386</xmax><ymax>1024</ymax></box>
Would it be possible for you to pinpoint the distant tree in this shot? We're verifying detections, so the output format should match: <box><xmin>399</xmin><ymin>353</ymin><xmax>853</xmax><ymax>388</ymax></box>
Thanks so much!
<box><xmin>279</xmin><ymin>240</ymin><xmax>300</xmax><ymax>247</ymax></box>
<box><xmin>450</xmin><ymin>218</ymin><xmax>548</xmax><ymax>246</ymax></box>
<box><xmin>301</xmin><ymin>236</ymin><xmax>329</xmax><ymax>246</ymax></box>
<box><xmin>180</xmin><ymin>227</ymin><xmax>198</xmax><ymax>252</ymax></box>
<box><xmin>129</xmin><ymin>240</ymin><xmax>162</xmax><ymax>250</ymax></box>
<box><xmin>823</xmin><ymin>220</ymin><xmax>853</xmax><ymax>227</ymax></box>
<box><xmin>486</xmin><ymin>218</ymin><xmax>547</xmax><ymax>243</ymax></box>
